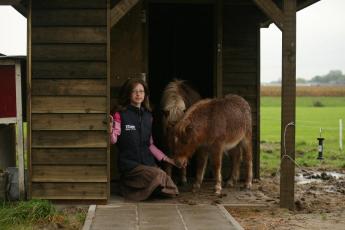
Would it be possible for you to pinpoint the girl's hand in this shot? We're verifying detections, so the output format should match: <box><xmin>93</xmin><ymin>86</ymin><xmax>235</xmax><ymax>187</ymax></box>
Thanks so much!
<box><xmin>163</xmin><ymin>156</ymin><xmax>180</xmax><ymax>168</ymax></box>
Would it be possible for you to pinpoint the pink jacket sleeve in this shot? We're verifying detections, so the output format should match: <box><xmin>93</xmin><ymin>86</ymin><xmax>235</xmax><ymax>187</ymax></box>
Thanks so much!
<box><xmin>110</xmin><ymin>112</ymin><xmax>121</xmax><ymax>144</ymax></box>
<box><xmin>149</xmin><ymin>136</ymin><xmax>167</xmax><ymax>161</ymax></box>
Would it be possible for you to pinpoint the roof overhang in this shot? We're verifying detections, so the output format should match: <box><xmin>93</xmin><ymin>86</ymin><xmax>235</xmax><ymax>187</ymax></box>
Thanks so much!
<box><xmin>260</xmin><ymin>0</ymin><xmax>321</xmax><ymax>28</ymax></box>
<box><xmin>0</xmin><ymin>0</ymin><xmax>27</xmax><ymax>17</ymax></box>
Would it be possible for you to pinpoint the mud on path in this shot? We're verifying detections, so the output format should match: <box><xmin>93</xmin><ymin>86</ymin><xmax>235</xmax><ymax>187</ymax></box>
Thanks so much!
<box><xmin>164</xmin><ymin>169</ymin><xmax>345</xmax><ymax>229</ymax></box>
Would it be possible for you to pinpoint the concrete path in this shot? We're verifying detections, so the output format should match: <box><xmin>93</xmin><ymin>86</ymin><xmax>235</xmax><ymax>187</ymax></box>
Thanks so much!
<box><xmin>84</xmin><ymin>203</ymin><xmax>243</xmax><ymax>230</ymax></box>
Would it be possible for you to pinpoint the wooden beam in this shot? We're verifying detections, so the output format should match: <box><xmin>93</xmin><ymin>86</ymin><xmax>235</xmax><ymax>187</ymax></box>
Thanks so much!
<box><xmin>110</xmin><ymin>0</ymin><xmax>139</xmax><ymax>27</ymax></box>
<box><xmin>280</xmin><ymin>0</ymin><xmax>296</xmax><ymax>210</ymax></box>
<box><xmin>253</xmin><ymin>0</ymin><xmax>283</xmax><ymax>31</ymax></box>
<box><xmin>0</xmin><ymin>0</ymin><xmax>21</xmax><ymax>5</ymax></box>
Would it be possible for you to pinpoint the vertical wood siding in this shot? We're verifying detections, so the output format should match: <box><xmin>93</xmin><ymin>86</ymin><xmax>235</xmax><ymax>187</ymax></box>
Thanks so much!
<box><xmin>223</xmin><ymin>5</ymin><xmax>261</xmax><ymax>178</ymax></box>
<box><xmin>30</xmin><ymin>0</ymin><xmax>108</xmax><ymax>200</ymax></box>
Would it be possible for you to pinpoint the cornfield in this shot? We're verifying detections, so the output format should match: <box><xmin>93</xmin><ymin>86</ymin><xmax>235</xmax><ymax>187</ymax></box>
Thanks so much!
<box><xmin>261</xmin><ymin>85</ymin><xmax>345</xmax><ymax>97</ymax></box>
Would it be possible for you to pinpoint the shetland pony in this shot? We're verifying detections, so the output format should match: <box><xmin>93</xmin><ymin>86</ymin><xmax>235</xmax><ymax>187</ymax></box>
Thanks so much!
<box><xmin>160</xmin><ymin>80</ymin><xmax>201</xmax><ymax>184</ymax></box>
<box><xmin>172</xmin><ymin>94</ymin><xmax>253</xmax><ymax>195</ymax></box>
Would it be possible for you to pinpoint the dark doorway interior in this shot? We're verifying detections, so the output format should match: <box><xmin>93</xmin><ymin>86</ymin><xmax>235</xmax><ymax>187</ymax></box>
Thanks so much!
<box><xmin>148</xmin><ymin>4</ymin><xmax>215</xmax><ymax>181</ymax></box>
<box><xmin>148</xmin><ymin>3</ymin><xmax>214</xmax><ymax>108</ymax></box>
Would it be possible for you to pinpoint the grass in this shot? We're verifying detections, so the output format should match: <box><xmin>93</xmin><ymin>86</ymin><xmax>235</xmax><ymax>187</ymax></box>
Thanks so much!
<box><xmin>0</xmin><ymin>200</ymin><xmax>87</xmax><ymax>230</ymax></box>
<box><xmin>261</xmin><ymin>96</ymin><xmax>345</xmax><ymax>175</ymax></box>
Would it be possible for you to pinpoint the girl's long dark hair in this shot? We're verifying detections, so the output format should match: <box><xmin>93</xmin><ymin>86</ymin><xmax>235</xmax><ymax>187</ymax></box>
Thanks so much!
<box><xmin>111</xmin><ymin>78</ymin><xmax>151</xmax><ymax>113</ymax></box>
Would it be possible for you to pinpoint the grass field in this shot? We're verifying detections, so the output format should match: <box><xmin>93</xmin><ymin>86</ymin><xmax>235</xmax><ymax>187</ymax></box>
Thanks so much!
<box><xmin>261</xmin><ymin>96</ymin><xmax>345</xmax><ymax>174</ymax></box>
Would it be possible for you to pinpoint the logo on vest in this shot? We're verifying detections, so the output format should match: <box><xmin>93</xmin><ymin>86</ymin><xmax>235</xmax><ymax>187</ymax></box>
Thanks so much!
<box><xmin>125</xmin><ymin>125</ymin><xmax>136</xmax><ymax>131</ymax></box>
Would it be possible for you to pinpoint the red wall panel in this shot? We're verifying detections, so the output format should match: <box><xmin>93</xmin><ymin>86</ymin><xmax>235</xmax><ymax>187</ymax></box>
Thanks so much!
<box><xmin>0</xmin><ymin>65</ymin><xmax>16</xmax><ymax>118</ymax></box>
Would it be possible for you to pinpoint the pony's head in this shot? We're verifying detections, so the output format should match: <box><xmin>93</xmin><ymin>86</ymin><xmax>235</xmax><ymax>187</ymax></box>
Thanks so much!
<box><xmin>171</xmin><ymin>117</ymin><xmax>197</xmax><ymax>168</ymax></box>
<box><xmin>161</xmin><ymin>80</ymin><xmax>187</xmax><ymax>134</ymax></box>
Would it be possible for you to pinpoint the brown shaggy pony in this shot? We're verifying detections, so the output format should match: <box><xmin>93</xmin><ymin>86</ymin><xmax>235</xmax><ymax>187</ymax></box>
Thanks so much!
<box><xmin>172</xmin><ymin>94</ymin><xmax>253</xmax><ymax>195</ymax></box>
<box><xmin>160</xmin><ymin>80</ymin><xmax>201</xmax><ymax>184</ymax></box>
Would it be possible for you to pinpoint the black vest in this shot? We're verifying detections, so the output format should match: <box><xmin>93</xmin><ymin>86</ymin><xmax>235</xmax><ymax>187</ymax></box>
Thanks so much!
<box><xmin>117</xmin><ymin>105</ymin><xmax>155</xmax><ymax>172</ymax></box>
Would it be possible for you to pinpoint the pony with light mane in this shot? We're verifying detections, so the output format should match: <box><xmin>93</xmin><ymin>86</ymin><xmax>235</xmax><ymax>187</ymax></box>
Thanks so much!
<box><xmin>172</xmin><ymin>94</ymin><xmax>253</xmax><ymax>195</ymax></box>
<box><xmin>160</xmin><ymin>79</ymin><xmax>202</xmax><ymax>184</ymax></box>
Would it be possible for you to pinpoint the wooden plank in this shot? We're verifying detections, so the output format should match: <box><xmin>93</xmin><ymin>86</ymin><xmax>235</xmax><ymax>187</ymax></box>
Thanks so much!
<box><xmin>223</xmin><ymin>59</ymin><xmax>257</xmax><ymax>73</ymax></box>
<box><xmin>223</xmin><ymin>46</ymin><xmax>257</xmax><ymax>59</ymax></box>
<box><xmin>253</xmin><ymin>0</ymin><xmax>284</xmax><ymax>30</ymax></box>
<box><xmin>32</xmin><ymin>9</ymin><xmax>106</xmax><ymax>26</ymax></box>
<box><xmin>32</xmin><ymin>130</ymin><xmax>107</xmax><ymax>148</ymax></box>
<box><xmin>32</xmin><ymin>79</ymin><xmax>107</xmax><ymax>96</ymax></box>
<box><xmin>107</xmin><ymin>0</ymin><xmax>111</xmax><ymax>200</ymax></box>
<box><xmin>31</xmin><ymin>96</ymin><xmax>106</xmax><ymax>113</ymax></box>
<box><xmin>15</xmin><ymin>62</ymin><xmax>25</xmax><ymax>200</ymax></box>
<box><xmin>32</xmin><ymin>0</ymin><xmax>107</xmax><ymax>9</ymax></box>
<box><xmin>31</xmin><ymin>182</ymin><xmax>107</xmax><ymax>200</ymax></box>
<box><xmin>215</xmin><ymin>0</ymin><xmax>223</xmax><ymax>97</ymax></box>
<box><xmin>110</xmin><ymin>0</ymin><xmax>139</xmax><ymax>27</ymax></box>
<box><xmin>32</xmin><ymin>27</ymin><xmax>107</xmax><ymax>44</ymax></box>
<box><xmin>32</xmin><ymin>61</ymin><xmax>106</xmax><ymax>79</ymax></box>
<box><xmin>32</xmin><ymin>44</ymin><xmax>107</xmax><ymax>61</ymax></box>
<box><xmin>27</xmin><ymin>0</ymin><xmax>32</xmax><ymax>200</ymax></box>
<box><xmin>31</xmin><ymin>114</ymin><xmax>107</xmax><ymax>130</ymax></box>
<box><xmin>280</xmin><ymin>0</ymin><xmax>296</xmax><ymax>210</ymax></box>
<box><xmin>31</xmin><ymin>148</ymin><xmax>107</xmax><ymax>165</ymax></box>
<box><xmin>223</xmin><ymin>73</ymin><xmax>257</xmax><ymax>85</ymax></box>
<box><xmin>32</xmin><ymin>165</ymin><xmax>107</xmax><ymax>182</ymax></box>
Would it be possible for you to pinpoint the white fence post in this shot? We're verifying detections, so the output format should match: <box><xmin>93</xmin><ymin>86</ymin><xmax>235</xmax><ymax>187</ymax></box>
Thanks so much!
<box><xmin>340</xmin><ymin>119</ymin><xmax>343</xmax><ymax>151</ymax></box>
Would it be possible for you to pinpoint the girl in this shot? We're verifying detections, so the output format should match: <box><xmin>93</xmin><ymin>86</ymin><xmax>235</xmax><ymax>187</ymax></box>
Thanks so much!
<box><xmin>109</xmin><ymin>78</ymin><xmax>179</xmax><ymax>201</ymax></box>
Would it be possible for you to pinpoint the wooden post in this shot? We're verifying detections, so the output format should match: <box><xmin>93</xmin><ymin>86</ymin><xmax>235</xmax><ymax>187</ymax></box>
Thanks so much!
<box><xmin>280</xmin><ymin>0</ymin><xmax>296</xmax><ymax>210</ymax></box>
<box><xmin>15</xmin><ymin>62</ymin><xmax>25</xmax><ymax>200</ymax></box>
<box><xmin>215</xmin><ymin>0</ymin><xmax>223</xmax><ymax>97</ymax></box>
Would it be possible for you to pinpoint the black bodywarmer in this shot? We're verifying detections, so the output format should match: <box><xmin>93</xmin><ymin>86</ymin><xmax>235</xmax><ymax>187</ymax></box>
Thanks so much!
<box><xmin>117</xmin><ymin>105</ymin><xmax>155</xmax><ymax>172</ymax></box>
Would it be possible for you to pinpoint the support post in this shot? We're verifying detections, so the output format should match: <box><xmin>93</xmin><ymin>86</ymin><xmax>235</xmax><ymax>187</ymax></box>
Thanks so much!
<box><xmin>280</xmin><ymin>0</ymin><xmax>296</xmax><ymax>210</ymax></box>
<box><xmin>15</xmin><ymin>62</ymin><xmax>25</xmax><ymax>200</ymax></box>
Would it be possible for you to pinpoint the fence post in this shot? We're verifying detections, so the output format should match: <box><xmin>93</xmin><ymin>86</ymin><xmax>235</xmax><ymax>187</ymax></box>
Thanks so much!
<box><xmin>340</xmin><ymin>119</ymin><xmax>343</xmax><ymax>151</ymax></box>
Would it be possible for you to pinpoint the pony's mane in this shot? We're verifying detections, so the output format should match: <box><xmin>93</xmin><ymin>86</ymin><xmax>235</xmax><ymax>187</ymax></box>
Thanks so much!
<box><xmin>175</xmin><ymin>98</ymin><xmax>212</xmax><ymax>136</ymax></box>
<box><xmin>161</xmin><ymin>80</ymin><xmax>187</xmax><ymax>123</ymax></box>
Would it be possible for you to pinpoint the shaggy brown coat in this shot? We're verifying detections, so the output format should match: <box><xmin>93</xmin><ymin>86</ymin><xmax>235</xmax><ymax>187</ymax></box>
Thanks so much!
<box><xmin>173</xmin><ymin>94</ymin><xmax>253</xmax><ymax>194</ymax></box>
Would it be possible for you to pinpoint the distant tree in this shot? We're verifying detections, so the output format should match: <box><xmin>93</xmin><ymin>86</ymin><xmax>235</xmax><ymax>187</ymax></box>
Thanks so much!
<box><xmin>310</xmin><ymin>70</ymin><xmax>345</xmax><ymax>84</ymax></box>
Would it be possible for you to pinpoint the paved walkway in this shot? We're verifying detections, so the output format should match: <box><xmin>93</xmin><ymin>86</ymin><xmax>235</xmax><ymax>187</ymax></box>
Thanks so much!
<box><xmin>84</xmin><ymin>203</ymin><xmax>243</xmax><ymax>230</ymax></box>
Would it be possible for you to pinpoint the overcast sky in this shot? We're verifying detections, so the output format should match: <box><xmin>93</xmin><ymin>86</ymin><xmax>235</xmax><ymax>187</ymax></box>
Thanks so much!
<box><xmin>1</xmin><ymin>0</ymin><xmax>344</xmax><ymax>83</ymax></box>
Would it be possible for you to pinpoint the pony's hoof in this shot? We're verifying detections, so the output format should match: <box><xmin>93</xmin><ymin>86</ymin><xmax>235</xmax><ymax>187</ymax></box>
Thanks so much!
<box><xmin>244</xmin><ymin>182</ymin><xmax>252</xmax><ymax>190</ymax></box>
<box><xmin>192</xmin><ymin>183</ymin><xmax>200</xmax><ymax>193</ymax></box>
<box><xmin>225</xmin><ymin>181</ymin><xmax>235</xmax><ymax>188</ymax></box>
<box><xmin>214</xmin><ymin>190</ymin><xmax>222</xmax><ymax>197</ymax></box>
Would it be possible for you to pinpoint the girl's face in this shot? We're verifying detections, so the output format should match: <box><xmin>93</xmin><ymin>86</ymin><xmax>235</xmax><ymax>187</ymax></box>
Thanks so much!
<box><xmin>130</xmin><ymin>83</ymin><xmax>145</xmax><ymax>107</ymax></box>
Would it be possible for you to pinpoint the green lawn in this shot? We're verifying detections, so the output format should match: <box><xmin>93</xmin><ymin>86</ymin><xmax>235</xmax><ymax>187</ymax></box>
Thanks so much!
<box><xmin>260</xmin><ymin>97</ymin><xmax>345</xmax><ymax>174</ymax></box>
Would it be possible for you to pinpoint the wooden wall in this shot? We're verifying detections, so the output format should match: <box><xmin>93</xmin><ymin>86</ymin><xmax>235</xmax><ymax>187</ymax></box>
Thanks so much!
<box><xmin>29</xmin><ymin>0</ymin><xmax>109</xmax><ymax>200</ymax></box>
<box><xmin>223</xmin><ymin>3</ymin><xmax>262</xmax><ymax>178</ymax></box>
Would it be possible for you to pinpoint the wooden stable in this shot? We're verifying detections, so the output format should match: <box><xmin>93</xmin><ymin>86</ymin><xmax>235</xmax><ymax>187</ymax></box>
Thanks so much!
<box><xmin>2</xmin><ymin>0</ymin><xmax>319</xmax><ymax>209</ymax></box>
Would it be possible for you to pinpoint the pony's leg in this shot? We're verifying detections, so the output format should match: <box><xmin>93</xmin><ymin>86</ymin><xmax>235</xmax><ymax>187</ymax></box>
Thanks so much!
<box><xmin>211</xmin><ymin>144</ymin><xmax>224</xmax><ymax>195</ymax></box>
<box><xmin>193</xmin><ymin>149</ymin><xmax>208</xmax><ymax>192</ymax></box>
<box><xmin>225</xmin><ymin>146</ymin><xmax>241</xmax><ymax>188</ymax></box>
<box><xmin>242</xmin><ymin>135</ymin><xmax>253</xmax><ymax>189</ymax></box>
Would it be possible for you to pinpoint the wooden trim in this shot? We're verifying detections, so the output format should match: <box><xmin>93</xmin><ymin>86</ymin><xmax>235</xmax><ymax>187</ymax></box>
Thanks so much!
<box><xmin>0</xmin><ymin>117</ymin><xmax>17</xmax><ymax>124</ymax></box>
<box><xmin>107</xmin><ymin>0</ymin><xmax>111</xmax><ymax>201</ymax></box>
<box><xmin>15</xmin><ymin>62</ymin><xmax>25</xmax><ymax>200</ymax></box>
<box><xmin>27</xmin><ymin>0</ymin><xmax>32</xmax><ymax>200</ymax></box>
<box><xmin>256</xmin><ymin>26</ymin><xmax>260</xmax><ymax>179</ymax></box>
<box><xmin>280</xmin><ymin>0</ymin><xmax>296</xmax><ymax>210</ymax></box>
<box><xmin>253</xmin><ymin>0</ymin><xmax>284</xmax><ymax>31</ymax></box>
<box><xmin>110</xmin><ymin>0</ymin><xmax>139</xmax><ymax>27</ymax></box>
<box><xmin>215</xmin><ymin>0</ymin><xmax>223</xmax><ymax>97</ymax></box>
